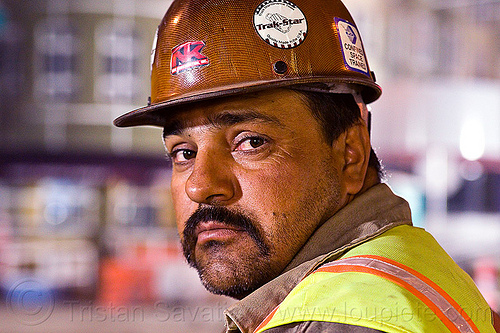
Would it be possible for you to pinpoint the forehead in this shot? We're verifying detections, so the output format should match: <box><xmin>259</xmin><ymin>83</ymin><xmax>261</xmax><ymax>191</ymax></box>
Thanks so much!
<box><xmin>163</xmin><ymin>89</ymin><xmax>312</xmax><ymax>136</ymax></box>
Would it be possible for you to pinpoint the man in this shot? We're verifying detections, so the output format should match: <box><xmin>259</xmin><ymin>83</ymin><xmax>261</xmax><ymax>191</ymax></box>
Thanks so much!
<box><xmin>114</xmin><ymin>0</ymin><xmax>499</xmax><ymax>332</ymax></box>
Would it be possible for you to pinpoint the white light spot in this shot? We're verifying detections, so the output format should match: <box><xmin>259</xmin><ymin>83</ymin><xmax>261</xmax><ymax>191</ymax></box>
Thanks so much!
<box><xmin>460</xmin><ymin>117</ymin><xmax>485</xmax><ymax>161</ymax></box>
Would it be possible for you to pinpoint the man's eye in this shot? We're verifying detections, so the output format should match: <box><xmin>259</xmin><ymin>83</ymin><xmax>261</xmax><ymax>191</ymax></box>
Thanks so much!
<box><xmin>171</xmin><ymin>149</ymin><xmax>197</xmax><ymax>163</ymax></box>
<box><xmin>235</xmin><ymin>137</ymin><xmax>267</xmax><ymax>151</ymax></box>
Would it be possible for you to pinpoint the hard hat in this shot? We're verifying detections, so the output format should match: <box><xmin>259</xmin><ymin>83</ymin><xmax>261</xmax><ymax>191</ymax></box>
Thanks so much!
<box><xmin>114</xmin><ymin>0</ymin><xmax>381</xmax><ymax>128</ymax></box>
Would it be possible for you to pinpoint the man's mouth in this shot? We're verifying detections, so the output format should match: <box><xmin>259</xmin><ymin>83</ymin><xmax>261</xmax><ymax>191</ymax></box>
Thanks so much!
<box><xmin>194</xmin><ymin>221</ymin><xmax>246</xmax><ymax>245</ymax></box>
<box><xmin>182</xmin><ymin>206</ymin><xmax>270</xmax><ymax>263</ymax></box>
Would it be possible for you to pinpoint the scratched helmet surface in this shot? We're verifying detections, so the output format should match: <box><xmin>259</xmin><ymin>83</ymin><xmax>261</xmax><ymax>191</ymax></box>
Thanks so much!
<box><xmin>114</xmin><ymin>0</ymin><xmax>382</xmax><ymax>127</ymax></box>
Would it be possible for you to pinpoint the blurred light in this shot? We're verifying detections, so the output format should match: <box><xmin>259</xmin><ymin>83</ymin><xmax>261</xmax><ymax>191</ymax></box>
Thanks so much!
<box><xmin>460</xmin><ymin>117</ymin><xmax>485</xmax><ymax>161</ymax></box>
<box><xmin>459</xmin><ymin>160</ymin><xmax>484</xmax><ymax>182</ymax></box>
<box><xmin>426</xmin><ymin>146</ymin><xmax>449</xmax><ymax>198</ymax></box>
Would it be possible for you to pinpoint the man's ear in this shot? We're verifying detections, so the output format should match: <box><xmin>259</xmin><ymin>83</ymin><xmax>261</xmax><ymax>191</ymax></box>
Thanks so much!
<box><xmin>339</xmin><ymin>121</ymin><xmax>371</xmax><ymax>196</ymax></box>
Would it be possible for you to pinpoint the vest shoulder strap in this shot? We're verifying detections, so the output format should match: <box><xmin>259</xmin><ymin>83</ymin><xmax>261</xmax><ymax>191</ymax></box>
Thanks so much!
<box><xmin>316</xmin><ymin>255</ymin><xmax>480</xmax><ymax>333</ymax></box>
<box><xmin>255</xmin><ymin>255</ymin><xmax>495</xmax><ymax>333</ymax></box>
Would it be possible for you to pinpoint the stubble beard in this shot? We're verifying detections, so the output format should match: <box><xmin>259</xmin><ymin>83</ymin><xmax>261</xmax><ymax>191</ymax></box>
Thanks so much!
<box><xmin>181</xmin><ymin>205</ymin><xmax>276</xmax><ymax>299</ymax></box>
<box><xmin>180</xmin><ymin>162</ymin><xmax>342</xmax><ymax>300</ymax></box>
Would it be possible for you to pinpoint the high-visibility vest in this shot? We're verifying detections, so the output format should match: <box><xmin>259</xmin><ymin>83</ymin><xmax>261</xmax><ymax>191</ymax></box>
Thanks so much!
<box><xmin>255</xmin><ymin>225</ymin><xmax>496</xmax><ymax>333</ymax></box>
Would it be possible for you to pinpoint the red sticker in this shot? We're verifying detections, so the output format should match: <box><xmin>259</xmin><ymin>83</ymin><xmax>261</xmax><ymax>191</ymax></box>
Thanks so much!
<box><xmin>171</xmin><ymin>41</ymin><xmax>209</xmax><ymax>75</ymax></box>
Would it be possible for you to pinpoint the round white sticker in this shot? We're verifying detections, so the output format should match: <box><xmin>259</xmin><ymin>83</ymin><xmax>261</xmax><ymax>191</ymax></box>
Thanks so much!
<box><xmin>253</xmin><ymin>0</ymin><xmax>308</xmax><ymax>49</ymax></box>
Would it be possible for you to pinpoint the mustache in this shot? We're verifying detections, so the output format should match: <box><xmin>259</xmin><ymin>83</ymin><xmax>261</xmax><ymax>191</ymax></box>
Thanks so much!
<box><xmin>182</xmin><ymin>205</ymin><xmax>269</xmax><ymax>264</ymax></box>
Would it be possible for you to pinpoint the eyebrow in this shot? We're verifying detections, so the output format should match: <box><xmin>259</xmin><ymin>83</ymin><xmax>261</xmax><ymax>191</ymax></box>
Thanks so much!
<box><xmin>163</xmin><ymin>110</ymin><xmax>283</xmax><ymax>137</ymax></box>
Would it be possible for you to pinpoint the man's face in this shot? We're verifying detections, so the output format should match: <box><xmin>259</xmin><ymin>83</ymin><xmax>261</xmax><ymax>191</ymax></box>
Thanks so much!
<box><xmin>163</xmin><ymin>89</ymin><xmax>349</xmax><ymax>299</ymax></box>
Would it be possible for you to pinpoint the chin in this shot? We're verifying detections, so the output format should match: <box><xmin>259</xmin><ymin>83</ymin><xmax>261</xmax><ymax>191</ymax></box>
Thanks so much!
<box><xmin>194</xmin><ymin>252</ymin><xmax>276</xmax><ymax>299</ymax></box>
<box><xmin>200</xmin><ymin>277</ymin><xmax>254</xmax><ymax>300</ymax></box>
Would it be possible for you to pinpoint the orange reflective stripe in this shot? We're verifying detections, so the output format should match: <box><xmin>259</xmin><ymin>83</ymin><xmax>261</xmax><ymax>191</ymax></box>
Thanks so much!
<box><xmin>358</xmin><ymin>255</ymin><xmax>480</xmax><ymax>332</ymax></box>
<box><xmin>317</xmin><ymin>256</ymin><xmax>480</xmax><ymax>333</ymax></box>
<box><xmin>254</xmin><ymin>305</ymin><xmax>280</xmax><ymax>333</ymax></box>
<box><xmin>318</xmin><ymin>263</ymin><xmax>459</xmax><ymax>332</ymax></box>
<box><xmin>254</xmin><ymin>255</ymin><xmax>482</xmax><ymax>333</ymax></box>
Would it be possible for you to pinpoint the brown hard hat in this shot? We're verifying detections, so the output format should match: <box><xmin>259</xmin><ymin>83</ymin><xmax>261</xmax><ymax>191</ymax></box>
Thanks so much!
<box><xmin>114</xmin><ymin>0</ymin><xmax>382</xmax><ymax>128</ymax></box>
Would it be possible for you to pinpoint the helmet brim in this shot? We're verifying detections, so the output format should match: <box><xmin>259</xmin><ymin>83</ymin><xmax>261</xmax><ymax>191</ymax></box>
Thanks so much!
<box><xmin>113</xmin><ymin>77</ymin><xmax>381</xmax><ymax>128</ymax></box>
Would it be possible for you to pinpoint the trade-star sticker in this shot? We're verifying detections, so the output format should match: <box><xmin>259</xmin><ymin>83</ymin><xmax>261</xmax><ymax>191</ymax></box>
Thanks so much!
<box><xmin>253</xmin><ymin>0</ymin><xmax>308</xmax><ymax>49</ymax></box>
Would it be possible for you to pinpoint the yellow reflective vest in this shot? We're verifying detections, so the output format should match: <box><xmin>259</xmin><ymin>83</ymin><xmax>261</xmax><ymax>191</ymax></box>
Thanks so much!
<box><xmin>255</xmin><ymin>225</ymin><xmax>495</xmax><ymax>333</ymax></box>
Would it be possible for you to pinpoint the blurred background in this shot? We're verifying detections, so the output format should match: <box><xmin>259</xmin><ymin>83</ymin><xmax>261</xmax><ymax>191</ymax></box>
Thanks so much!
<box><xmin>0</xmin><ymin>0</ymin><xmax>498</xmax><ymax>332</ymax></box>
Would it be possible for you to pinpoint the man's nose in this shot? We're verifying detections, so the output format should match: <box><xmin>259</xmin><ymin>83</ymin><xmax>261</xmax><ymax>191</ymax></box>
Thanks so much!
<box><xmin>185</xmin><ymin>150</ymin><xmax>237</xmax><ymax>204</ymax></box>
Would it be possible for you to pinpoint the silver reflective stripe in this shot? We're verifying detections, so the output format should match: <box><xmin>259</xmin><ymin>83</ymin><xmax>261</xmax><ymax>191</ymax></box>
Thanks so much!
<box><xmin>320</xmin><ymin>256</ymin><xmax>477</xmax><ymax>333</ymax></box>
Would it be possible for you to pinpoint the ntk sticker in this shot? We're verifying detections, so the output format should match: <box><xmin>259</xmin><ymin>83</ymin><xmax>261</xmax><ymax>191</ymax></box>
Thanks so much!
<box><xmin>170</xmin><ymin>41</ymin><xmax>209</xmax><ymax>75</ymax></box>
<box><xmin>335</xmin><ymin>17</ymin><xmax>369</xmax><ymax>76</ymax></box>
<box><xmin>254</xmin><ymin>0</ymin><xmax>307</xmax><ymax>49</ymax></box>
